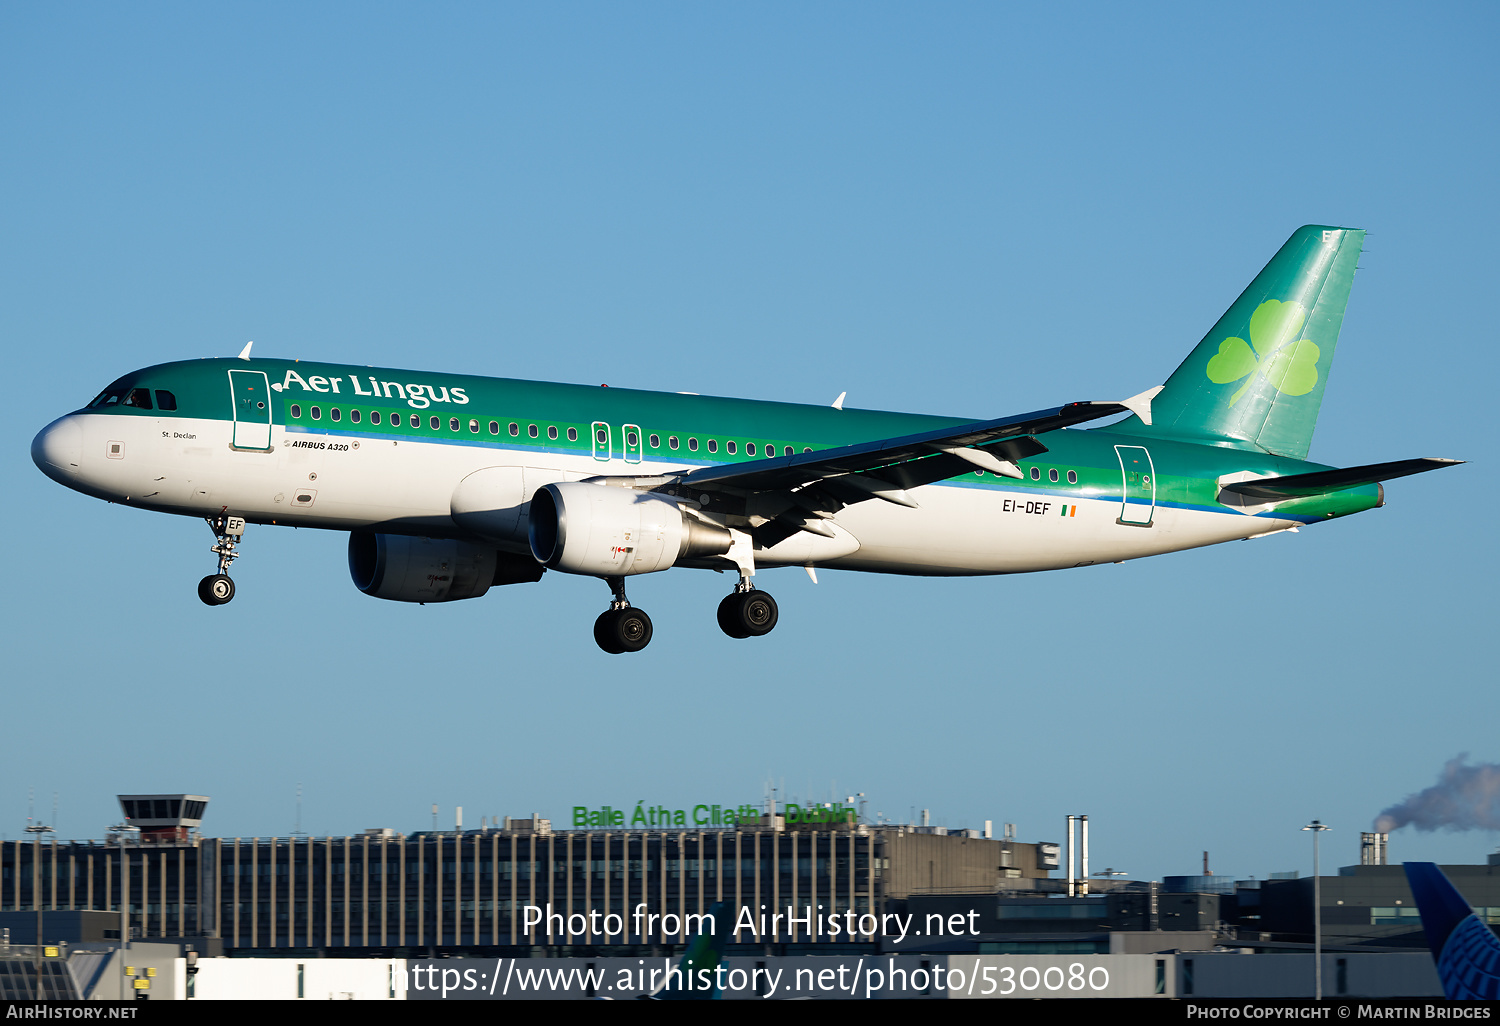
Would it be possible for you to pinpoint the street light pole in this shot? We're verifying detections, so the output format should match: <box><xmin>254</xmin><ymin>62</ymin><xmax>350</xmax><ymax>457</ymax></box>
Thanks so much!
<box><xmin>1302</xmin><ymin>819</ymin><xmax>1331</xmax><ymax>1000</ymax></box>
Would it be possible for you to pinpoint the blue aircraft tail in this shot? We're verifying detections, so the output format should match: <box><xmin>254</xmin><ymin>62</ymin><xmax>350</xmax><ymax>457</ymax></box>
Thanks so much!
<box><xmin>1404</xmin><ymin>862</ymin><xmax>1500</xmax><ymax>1000</ymax></box>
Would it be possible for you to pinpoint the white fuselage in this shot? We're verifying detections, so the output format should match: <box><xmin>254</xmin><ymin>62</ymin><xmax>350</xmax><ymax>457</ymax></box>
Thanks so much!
<box><xmin>35</xmin><ymin>410</ymin><xmax>1295</xmax><ymax>578</ymax></box>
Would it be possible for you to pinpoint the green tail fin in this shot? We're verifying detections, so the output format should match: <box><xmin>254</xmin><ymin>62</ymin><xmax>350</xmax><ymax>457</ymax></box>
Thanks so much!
<box><xmin>1114</xmin><ymin>225</ymin><xmax>1364</xmax><ymax>459</ymax></box>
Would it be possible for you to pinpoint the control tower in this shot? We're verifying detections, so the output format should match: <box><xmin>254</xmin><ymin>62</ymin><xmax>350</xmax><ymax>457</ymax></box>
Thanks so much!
<box><xmin>117</xmin><ymin>794</ymin><xmax>209</xmax><ymax>842</ymax></box>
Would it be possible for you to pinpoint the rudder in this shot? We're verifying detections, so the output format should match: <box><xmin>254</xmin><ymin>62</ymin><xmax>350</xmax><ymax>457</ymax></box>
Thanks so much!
<box><xmin>1115</xmin><ymin>225</ymin><xmax>1364</xmax><ymax>460</ymax></box>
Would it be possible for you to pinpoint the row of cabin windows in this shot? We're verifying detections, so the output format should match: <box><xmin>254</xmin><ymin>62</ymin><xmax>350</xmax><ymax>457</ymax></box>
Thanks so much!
<box><xmin>1032</xmin><ymin>467</ymin><xmax>1079</xmax><ymax>484</ymax></box>
<box><xmin>282</xmin><ymin>405</ymin><xmax>1082</xmax><ymax>482</ymax></box>
<box><xmin>88</xmin><ymin>387</ymin><xmax>178</xmax><ymax>411</ymax></box>
<box><xmin>286</xmin><ymin>405</ymin><xmax>817</xmax><ymax>457</ymax></box>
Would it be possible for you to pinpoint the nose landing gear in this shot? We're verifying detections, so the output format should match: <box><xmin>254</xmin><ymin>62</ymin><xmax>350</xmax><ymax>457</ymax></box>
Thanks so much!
<box><xmin>593</xmin><ymin>576</ymin><xmax>653</xmax><ymax>654</ymax></box>
<box><xmin>199</xmin><ymin>515</ymin><xmax>245</xmax><ymax>606</ymax></box>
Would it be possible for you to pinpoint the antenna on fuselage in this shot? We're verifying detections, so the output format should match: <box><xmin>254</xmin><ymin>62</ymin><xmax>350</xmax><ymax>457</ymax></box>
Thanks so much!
<box><xmin>831</xmin><ymin>391</ymin><xmax>846</xmax><ymax>410</ymax></box>
<box><xmin>237</xmin><ymin>340</ymin><xmax>254</xmax><ymax>361</ymax></box>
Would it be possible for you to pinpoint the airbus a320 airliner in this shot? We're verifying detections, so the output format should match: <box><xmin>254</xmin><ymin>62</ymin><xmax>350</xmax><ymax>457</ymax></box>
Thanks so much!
<box><xmin>32</xmin><ymin>226</ymin><xmax>1459</xmax><ymax>652</ymax></box>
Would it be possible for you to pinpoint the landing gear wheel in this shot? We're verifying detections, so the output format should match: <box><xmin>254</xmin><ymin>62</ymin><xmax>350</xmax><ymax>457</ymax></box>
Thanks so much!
<box><xmin>717</xmin><ymin>590</ymin><xmax>778</xmax><ymax>638</ymax></box>
<box><xmin>594</xmin><ymin>607</ymin><xmax>653</xmax><ymax>654</ymax></box>
<box><xmin>717</xmin><ymin>594</ymin><xmax>750</xmax><ymax>638</ymax></box>
<box><xmin>198</xmin><ymin>574</ymin><xmax>235</xmax><ymax>606</ymax></box>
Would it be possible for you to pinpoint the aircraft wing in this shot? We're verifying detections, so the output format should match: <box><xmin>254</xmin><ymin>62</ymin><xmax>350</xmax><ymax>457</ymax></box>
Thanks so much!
<box><xmin>667</xmin><ymin>390</ymin><xmax>1160</xmax><ymax>505</ymax></box>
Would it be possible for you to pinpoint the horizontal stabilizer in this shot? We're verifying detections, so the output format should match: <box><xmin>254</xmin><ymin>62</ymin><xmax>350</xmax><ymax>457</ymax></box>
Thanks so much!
<box><xmin>1220</xmin><ymin>458</ymin><xmax>1462</xmax><ymax>500</ymax></box>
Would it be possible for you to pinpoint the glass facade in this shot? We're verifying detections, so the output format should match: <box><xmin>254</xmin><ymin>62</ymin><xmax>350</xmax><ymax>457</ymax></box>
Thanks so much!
<box><xmin>1</xmin><ymin>829</ymin><xmax>883</xmax><ymax>953</ymax></box>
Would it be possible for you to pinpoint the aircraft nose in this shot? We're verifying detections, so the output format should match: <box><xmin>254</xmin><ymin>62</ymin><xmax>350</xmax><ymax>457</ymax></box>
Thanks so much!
<box><xmin>32</xmin><ymin>415</ymin><xmax>83</xmax><ymax>483</ymax></box>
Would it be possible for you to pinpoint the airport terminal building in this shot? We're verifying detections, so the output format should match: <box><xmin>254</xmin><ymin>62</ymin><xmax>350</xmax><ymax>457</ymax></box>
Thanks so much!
<box><xmin>0</xmin><ymin>797</ymin><xmax>1053</xmax><ymax>956</ymax></box>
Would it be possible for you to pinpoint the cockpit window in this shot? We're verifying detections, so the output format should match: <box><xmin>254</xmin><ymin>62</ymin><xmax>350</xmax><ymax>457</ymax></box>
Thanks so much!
<box><xmin>122</xmin><ymin>388</ymin><xmax>153</xmax><ymax>410</ymax></box>
<box><xmin>87</xmin><ymin>376</ymin><xmax>133</xmax><ymax>409</ymax></box>
<box><xmin>154</xmin><ymin>390</ymin><xmax>177</xmax><ymax>411</ymax></box>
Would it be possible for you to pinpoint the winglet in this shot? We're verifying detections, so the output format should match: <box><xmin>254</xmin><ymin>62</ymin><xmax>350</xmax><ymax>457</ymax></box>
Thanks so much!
<box><xmin>1117</xmin><ymin>386</ymin><xmax>1164</xmax><ymax>426</ymax></box>
<box><xmin>237</xmin><ymin>340</ymin><xmax>255</xmax><ymax>361</ymax></box>
<box><xmin>831</xmin><ymin>391</ymin><xmax>846</xmax><ymax>411</ymax></box>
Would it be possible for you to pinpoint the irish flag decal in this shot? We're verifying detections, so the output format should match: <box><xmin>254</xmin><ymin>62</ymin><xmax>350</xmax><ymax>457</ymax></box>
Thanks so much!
<box><xmin>1060</xmin><ymin>505</ymin><xmax>1078</xmax><ymax>517</ymax></box>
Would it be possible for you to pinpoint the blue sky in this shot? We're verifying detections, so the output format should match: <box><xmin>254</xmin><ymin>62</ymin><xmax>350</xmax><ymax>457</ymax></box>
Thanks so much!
<box><xmin>2</xmin><ymin>2</ymin><xmax>1495</xmax><ymax>883</ymax></box>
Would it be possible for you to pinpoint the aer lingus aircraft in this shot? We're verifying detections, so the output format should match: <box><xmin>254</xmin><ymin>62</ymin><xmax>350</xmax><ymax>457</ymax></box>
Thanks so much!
<box><xmin>31</xmin><ymin>225</ymin><xmax>1459</xmax><ymax>653</ymax></box>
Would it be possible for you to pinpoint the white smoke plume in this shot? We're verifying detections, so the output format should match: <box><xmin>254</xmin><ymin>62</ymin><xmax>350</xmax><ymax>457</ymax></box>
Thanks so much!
<box><xmin>1374</xmin><ymin>755</ymin><xmax>1500</xmax><ymax>833</ymax></box>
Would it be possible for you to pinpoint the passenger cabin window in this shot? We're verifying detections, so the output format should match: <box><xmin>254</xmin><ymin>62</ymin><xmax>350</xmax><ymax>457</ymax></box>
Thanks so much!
<box><xmin>669</xmin><ymin>436</ymin><xmax>679</xmax><ymax>450</ymax></box>
<box><xmin>1029</xmin><ymin>466</ymin><xmax>1040</xmax><ymax>480</ymax></box>
<box><xmin>450</xmin><ymin>417</ymin><xmax>460</xmax><ymax>432</ymax></box>
<box><xmin>371</xmin><ymin>411</ymin><xmax>381</xmax><ymax>425</ymax></box>
<box><xmin>1049</xmin><ymin>468</ymin><xmax>1058</xmax><ymax>482</ymax></box>
<box><xmin>350</xmin><ymin>409</ymin><xmax>361</xmax><ymax>423</ymax></box>
<box><xmin>567</xmin><ymin>427</ymin><xmax>578</xmax><ymax>442</ymax></box>
<box><xmin>531</xmin><ymin>425</ymin><xmax>540</xmax><ymax>439</ymax></box>
<box><xmin>469</xmin><ymin>419</ymin><xmax>479</xmax><ymax>433</ymax></box>
<box><xmin>291</xmin><ymin>404</ymin><xmax>302</xmax><ymax>418</ymax></box>
<box><xmin>154</xmin><ymin>390</ymin><xmax>177</xmax><ymax>411</ymax></box>
<box><xmin>1067</xmin><ymin>470</ymin><xmax>1077</xmax><ymax>484</ymax></box>
<box><xmin>430</xmin><ymin>416</ymin><xmax>440</xmax><ymax>430</ymax></box>
<box><xmin>650</xmin><ymin>434</ymin><xmax>660</xmax><ymax>448</ymax></box>
<box><xmin>311</xmin><ymin>407</ymin><xmax>322</xmax><ymax>420</ymax></box>
<box><xmin>548</xmin><ymin>425</ymin><xmax>558</xmax><ymax>440</ymax></box>
<box><xmin>489</xmin><ymin>421</ymin><xmax>498</xmax><ymax>435</ymax></box>
<box><xmin>726</xmin><ymin>441</ymin><xmax>736</xmax><ymax>454</ymax></box>
<box><xmin>123</xmin><ymin>388</ymin><xmax>153</xmax><ymax>409</ymax></box>
<box><xmin>707</xmin><ymin>439</ymin><xmax>717</xmax><ymax>453</ymax></box>
<box><xmin>688</xmin><ymin>438</ymin><xmax>698</xmax><ymax>451</ymax></box>
<box><xmin>410</xmin><ymin>414</ymin><xmax>420</xmax><ymax>428</ymax></box>
<box><xmin>331</xmin><ymin>408</ymin><xmax>341</xmax><ymax>422</ymax></box>
<box><xmin>509</xmin><ymin>423</ymin><xmax>519</xmax><ymax>436</ymax></box>
<box><xmin>746</xmin><ymin>443</ymin><xmax>755</xmax><ymax>456</ymax></box>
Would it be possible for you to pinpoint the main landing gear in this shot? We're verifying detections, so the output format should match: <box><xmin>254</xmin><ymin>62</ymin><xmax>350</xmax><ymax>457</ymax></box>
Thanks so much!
<box><xmin>589</xmin><ymin>567</ymin><xmax>780</xmax><ymax>654</ymax></box>
<box><xmin>594</xmin><ymin>576</ymin><xmax>654</xmax><ymax>654</ymax></box>
<box><xmin>198</xmin><ymin>514</ymin><xmax>245</xmax><ymax>607</ymax></box>
<box><xmin>717</xmin><ymin>577</ymin><xmax>779</xmax><ymax>639</ymax></box>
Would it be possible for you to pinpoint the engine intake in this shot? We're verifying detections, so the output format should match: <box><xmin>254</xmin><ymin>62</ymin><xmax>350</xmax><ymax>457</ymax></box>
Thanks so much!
<box><xmin>529</xmin><ymin>482</ymin><xmax>731</xmax><ymax>576</ymax></box>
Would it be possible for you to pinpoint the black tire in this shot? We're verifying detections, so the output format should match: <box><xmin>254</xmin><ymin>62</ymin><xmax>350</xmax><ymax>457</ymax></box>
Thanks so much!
<box><xmin>615</xmin><ymin>608</ymin><xmax>653</xmax><ymax>652</ymax></box>
<box><xmin>595</xmin><ymin>608</ymin><xmax>653</xmax><ymax>653</ymax></box>
<box><xmin>593</xmin><ymin>610</ymin><xmax>625</xmax><ymax>654</ymax></box>
<box><xmin>739</xmin><ymin>590</ymin><xmax>778</xmax><ymax>636</ymax></box>
<box><xmin>717</xmin><ymin>593</ymin><xmax>750</xmax><ymax>639</ymax></box>
<box><xmin>198</xmin><ymin>574</ymin><xmax>235</xmax><ymax>606</ymax></box>
<box><xmin>718</xmin><ymin>590</ymin><xmax>778</xmax><ymax>638</ymax></box>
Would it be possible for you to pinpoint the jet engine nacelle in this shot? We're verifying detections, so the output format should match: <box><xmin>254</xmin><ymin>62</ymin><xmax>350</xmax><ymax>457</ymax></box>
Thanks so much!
<box><xmin>348</xmin><ymin>531</ymin><xmax>508</xmax><ymax>603</ymax></box>
<box><xmin>529</xmin><ymin>482</ymin><xmax>732</xmax><ymax>576</ymax></box>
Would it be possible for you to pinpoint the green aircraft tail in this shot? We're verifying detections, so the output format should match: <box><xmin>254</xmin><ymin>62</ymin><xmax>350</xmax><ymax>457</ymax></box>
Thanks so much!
<box><xmin>1114</xmin><ymin>225</ymin><xmax>1365</xmax><ymax>460</ymax></box>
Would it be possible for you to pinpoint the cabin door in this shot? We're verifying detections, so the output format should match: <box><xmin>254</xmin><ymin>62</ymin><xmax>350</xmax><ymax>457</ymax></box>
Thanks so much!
<box><xmin>229</xmin><ymin>370</ymin><xmax>273</xmax><ymax>451</ymax></box>
<box><xmin>1114</xmin><ymin>445</ymin><xmax>1156</xmax><ymax>527</ymax></box>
